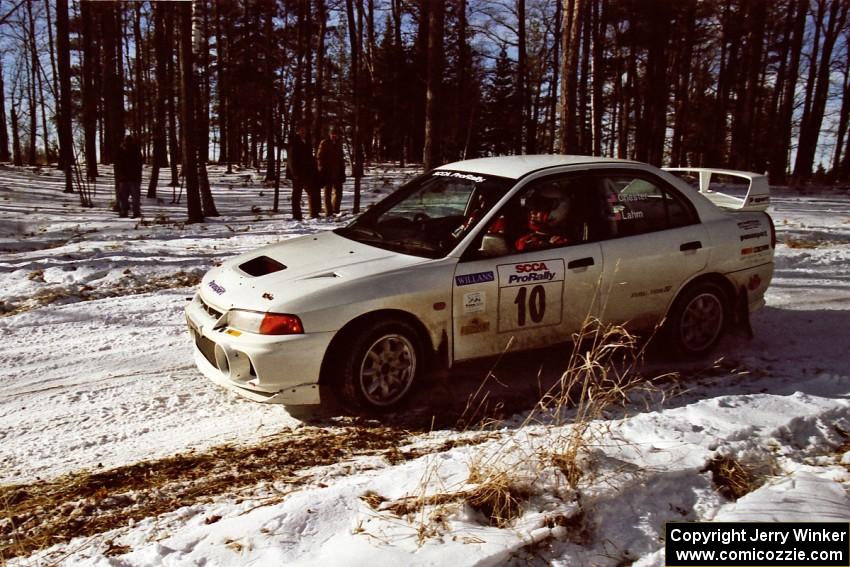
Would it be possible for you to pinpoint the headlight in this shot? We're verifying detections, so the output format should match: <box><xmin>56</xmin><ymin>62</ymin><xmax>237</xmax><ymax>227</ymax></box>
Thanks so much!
<box><xmin>228</xmin><ymin>309</ymin><xmax>304</xmax><ymax>335</ymax></box>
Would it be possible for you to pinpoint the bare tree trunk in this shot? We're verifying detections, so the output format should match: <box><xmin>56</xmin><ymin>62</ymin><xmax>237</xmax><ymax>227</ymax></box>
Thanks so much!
<box><xmin>670</xmin><ymin>0</ymin><xmax>697</xmax><ymax>166</ymax></box>
<box><xmin>589</xmin><ymin>0</ymin><xmax>603</xmax><ymax>156</ymax></box>
<box><xmin>548</xmin><ymin>0</ymin><xmax>561</xmax><ymax>153</ymax></box>
<box><xmin>101</xmin><ymin>3</ymin><xmax>123</xmax><ymax>167</ymax></box>
<box><xmin>793</xmin><ymin>0</ymin><xmax>848</xmax><ymax>181</ymax></box>
<box><xmin>194</xmin><ymin>0</ymin><xmax>217</xmax><ymax>217</ymax></box>
<box><xmin>132</xmin><ymin>3</ymin><xmax>145</xmax><ymax>142</ymax></box>
<box><xmin>148</xmin><ymin>1</ymin><xmax>169</xmax><ymax>198</ymax></box>
<box><xmin>346</xmin><ymin>0</ymin><xmax>363</xmax><ymax>212</ymax></box>
<box><xmin>516</xmin><ymin>0</ymin><xmax>527</xmax><ymax>154</ymax></box>
<box><xmin>56</xmin><ymin>0</ymin><xmax>73</xmax><ymax>192</ymax></box>
<box><xmin>423</xmin><ymin>0</ymin><xmax>444</xmax><ymax>169</ymax></box>
<box><xmin>312</xmin><ymin>0</ymin><xmax>327</xmax><ymax>146</ymax></box>
<box><xmin>769</xmin><ymin>0</ymin><xmax>807</xmax><ymax>184</ymax></box>
<box><xmin>730</xmin><ymin>0</ymin><xmax>766</xmax><ymax>170</ymax></box>
<box><xmin>44</xmin><ymin>0</ymin><xmax>59</xmax><ymax>110</ymax></box>
<box><xmin>28</xmin><ymin>0</ymin><xmax>51</xmax><ymax>163</ymax></box>
<box><xmin>707</xmin><ymin>0</ymin><xmax>737</xmax><ymax>166</ymax></box>
<box><xmin>165</xmin><ymin>3</ymin><xmax>179</xmax><ymax>186</ymax></box>
<box><xmin>457</xmin><ymin>0</ymin><xmax>473</xmax><ymax>159</ymax></box>
<box><xmin>303</xmin><ymin>1</ymin><xmax>314</xmax><ymax>148</ymax></box>
<box><xmin>80</xmin><ymin>0</ymin><xmax>98</xmax><ymax>178</ymax></box>
<box><xmin>635</xmin><ymin>2</ymin><xmax>670</xmax><ymax>165</ymax></box>
<box><xmin>558</xmin><ymin>0</ymin><xmax>582</xmax><ymax>153</ymax></box>
<box><xmin>0</xmin><ymin>61</ymin><xmax>11</xmax><ymax>162</ymax></box>
<box><xmin>577</xmin><ymin>2</ymin><xmax>592</xmax><ymax>153</ymax></box>
<box><xmin>12</xmin><ymin>102</ymin><xmax>23</xmax><ymax>166</ymax></box>
<box><xmin>392</xmin><ymin>0</ymin><xmax>405</xmax><ymax>165</ymax></box>
<box><xmin>24</xmin><ymin>2</ymin><xmax>37</xmax><ymax>164</ymax></box>
<box><xmin>264</xmin><ymin>0</ymin><xmax>276</xmax><ymax>182</ymax></box>
<box><xmin>179</xmin><ymin>1</ymin><xmax>203</xmax><ymax>223</ymax></box>
<box><xmin>45</xmin><ymin>0</ymin><xmax>61</xmax><ymax>167</ymax></box>
<box><xmin>832</xmin><ymin>47</ymin><xmax>850</xmax><ymax>175</ymax></box>
<box><xmin>214</xmin><ymin>1</ymin><xmax>228</xmax><ymax>165</ymax></box>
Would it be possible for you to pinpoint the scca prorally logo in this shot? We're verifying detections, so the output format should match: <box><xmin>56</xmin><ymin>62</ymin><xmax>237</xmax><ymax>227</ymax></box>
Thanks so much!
<box><xmin>208</xmin><ymin>280</ymin><xmax>226</xmax><ymax>295</ymax></box>
<box><xmin>509</xmin><ymin>262</ymin><xmax>555</xmax><ymax>283</ymax></box>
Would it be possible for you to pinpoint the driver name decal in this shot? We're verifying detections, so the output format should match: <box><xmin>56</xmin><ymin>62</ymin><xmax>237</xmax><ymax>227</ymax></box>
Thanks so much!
<box><xmin>455</xmin><ymin>271</ymin><xmax>495</xmax><ymax>286</ymax></box>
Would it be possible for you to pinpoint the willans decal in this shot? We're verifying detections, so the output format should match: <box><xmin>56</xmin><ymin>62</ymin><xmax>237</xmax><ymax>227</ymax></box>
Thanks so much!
<box><xmin>455</xmin><ymin>271</ymin><xmax>495</xmax><ymax>286</ymax></box>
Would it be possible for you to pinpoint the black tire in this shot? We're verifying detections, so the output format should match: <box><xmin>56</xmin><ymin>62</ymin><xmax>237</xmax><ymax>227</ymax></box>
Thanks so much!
<box><xmin>665</xmin><ymin>282</ymin><xmax>728</xmax><ymax>358</ymax></box>
<box><xmin>340</xmin><ymin>318</ymin><xmax>423</xmax><ymax>410</ymax></box>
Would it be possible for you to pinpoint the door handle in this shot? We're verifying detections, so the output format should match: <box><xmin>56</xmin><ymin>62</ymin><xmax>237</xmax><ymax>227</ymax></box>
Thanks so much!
<box><xmin>568</xmin><ymin>257</ymin><xmax>595</xmax><ymax>269</ymax></box>
<box><xmin>680</xmin><ymin>241</ymin><xmax>702</xmax><ymax>251</ymax></box>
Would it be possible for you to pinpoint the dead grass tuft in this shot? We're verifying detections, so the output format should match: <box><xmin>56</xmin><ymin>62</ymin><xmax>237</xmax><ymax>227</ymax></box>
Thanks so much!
<box><xmin>784</xmin><ymin>236</ymin><xmax>821</xmax><ymax>249</ymax></box>
<box><xmin>465</xmin><ymin>471</ymin><xmax>530</xmax><ymax>527</ymax></box>
<box><xmin>360</xmin><ymin>490</ymin><xmax>387</xmax><ymax>510</ymax></box>
<box><xmin>704</xmin><ymin>456</ymin><xmax>757</xmax><ymax>501</ymax></box>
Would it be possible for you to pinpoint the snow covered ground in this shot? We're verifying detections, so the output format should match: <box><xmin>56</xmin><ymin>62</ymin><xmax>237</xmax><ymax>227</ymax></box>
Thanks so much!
<box><xmin>1</xmin><ymin>164</ymin><xmax>849</xmax><ymax>566</ymax></box>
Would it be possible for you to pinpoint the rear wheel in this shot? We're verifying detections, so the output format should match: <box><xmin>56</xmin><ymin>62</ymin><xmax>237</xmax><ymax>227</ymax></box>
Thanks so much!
<box><xmin>340</xmin><ymin>319</ymin><xmax>422</xmax><ymax>410</ymax></box>
<box><xmin>666</xmin><ymin>282</ymin><xmax>728</xmax><ymax>358</ymax></box>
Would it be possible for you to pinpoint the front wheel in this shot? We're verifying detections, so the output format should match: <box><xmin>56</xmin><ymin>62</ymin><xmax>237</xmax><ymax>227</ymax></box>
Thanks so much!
<box><xmin>340</xmin><ymin>319</ymin><xmax>422</xmax><ymax>410</ymax></box>
<box><xmin>665</xmin><ymin>282</ymin><xmax>728</xmax><ymax>358</ymax></box>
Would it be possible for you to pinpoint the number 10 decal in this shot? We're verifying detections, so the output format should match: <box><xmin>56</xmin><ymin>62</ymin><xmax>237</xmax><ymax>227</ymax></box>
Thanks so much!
<box><xmin>514</xmin><ymin>285</ymin><xmax>546</xmax><ymax>326</ymax></box>
<box><xmin>497</xmin><ymin>260</ymin><xmax>564</xmax><ymax>332</ymax></box>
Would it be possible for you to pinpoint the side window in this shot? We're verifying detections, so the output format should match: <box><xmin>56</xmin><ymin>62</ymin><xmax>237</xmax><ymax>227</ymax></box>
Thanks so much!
<box><xmin>598</xmin><ymin>173</ymin><xmax>696</xmax><ymax>238</ymax></box>
<box><xmin>474</xmin><ymin>174</ymin><xmax>598</xmax><ymax>258</ymax></box>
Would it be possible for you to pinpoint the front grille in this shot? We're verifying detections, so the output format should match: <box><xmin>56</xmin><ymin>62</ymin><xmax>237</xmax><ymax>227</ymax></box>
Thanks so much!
<box><xmin>199</xmin><ymin>297</ymin><xmax>223</xmax><ymax>319</ymax></box>
<box><xmin>195</xmin><ymin>333</ymin><xmax>218</xmax><ymax>368</ymax></box>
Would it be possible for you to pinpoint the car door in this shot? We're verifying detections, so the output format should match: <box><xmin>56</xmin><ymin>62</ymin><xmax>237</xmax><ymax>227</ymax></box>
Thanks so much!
<box><xmin>591</xmin><ymin>170</ymin><xmax>709</xmax><ymax>329</ymax></box>
<box><xmin>452</xmin><ymin>173</ymin><xmax>605</xmax><ymax>362</ymax></box>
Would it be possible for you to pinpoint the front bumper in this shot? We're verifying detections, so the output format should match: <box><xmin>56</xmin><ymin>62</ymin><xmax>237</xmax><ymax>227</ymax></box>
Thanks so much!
<box><xmin>185</xmin><ymin>294</ymin><xmax>334</xmax><ymax>405</ymax></box>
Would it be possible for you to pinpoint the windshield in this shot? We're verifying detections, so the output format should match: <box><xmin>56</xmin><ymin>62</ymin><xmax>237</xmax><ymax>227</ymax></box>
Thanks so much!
<box><xmin>336</xmin><ymin>170</ymin><xmax>513</xmax><ymax>258</ymax></box>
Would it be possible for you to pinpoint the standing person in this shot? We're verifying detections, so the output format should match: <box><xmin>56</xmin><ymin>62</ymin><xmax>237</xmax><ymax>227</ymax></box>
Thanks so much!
<box><xmin>317</xmin><ymin>128</ymin><xmax>346</xmax><ymax>216</ymax></box>
<box><xmin>286</xmin><ymin>126</ymin><xmax>320</xmax><ymax>220</ymax></box>
<box><xmin>115</xmin><ymin>134</ymin><xmax>143</xmax><ymax>218</ymax></box>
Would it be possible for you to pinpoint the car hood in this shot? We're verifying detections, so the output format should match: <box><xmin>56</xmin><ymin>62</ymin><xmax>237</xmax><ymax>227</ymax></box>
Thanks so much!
<box><xmin>199</xmin><ymin>230</ymin><xmax>425</xmax><ymax>312</ymax></box>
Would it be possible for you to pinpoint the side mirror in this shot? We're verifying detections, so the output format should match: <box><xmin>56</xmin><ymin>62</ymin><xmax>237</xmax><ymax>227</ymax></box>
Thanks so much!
<box><xmin>479</xmin><ymin>234</ymin><xmax>509</xmax><ymax>257</ymax></box>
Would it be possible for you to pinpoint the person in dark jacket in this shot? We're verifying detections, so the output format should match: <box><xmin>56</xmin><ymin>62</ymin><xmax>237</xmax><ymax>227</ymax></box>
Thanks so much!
<box><xmin>286</xmin><ymin>126</ymin><xmax>320</xmax><ymax>220</ymax></box>
<box><xmin>317</xmin><ymin>128</ymin><xmax>346</xmax><ymax>216</ymax></box>
<box><xmin>115</xmin><ymin>135</ymin><xmax>143</xmax><ymax>218</ymax></box>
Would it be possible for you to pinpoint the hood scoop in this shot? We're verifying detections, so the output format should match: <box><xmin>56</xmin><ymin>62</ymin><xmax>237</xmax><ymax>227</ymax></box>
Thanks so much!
<box><xmin>239</xmin><ymin>255</ymin><xmax>287</xmax><ymax>277</ymax></box>
<box><xmin>305</xmin><ymin>271</ymin><xmax>341</xmax><ymax>280</ymax></box>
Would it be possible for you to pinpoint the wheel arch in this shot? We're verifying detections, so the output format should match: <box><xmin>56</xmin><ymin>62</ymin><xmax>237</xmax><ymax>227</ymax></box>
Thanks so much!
<box><xmin>318</xmin><ymin>309</ymin><xmax>437</xmax><ymax>386</ymax></box>
<box><xmin>666</xmin><ymin>272</ymin><xmax>737</xmax><ymax>321</ymax></box>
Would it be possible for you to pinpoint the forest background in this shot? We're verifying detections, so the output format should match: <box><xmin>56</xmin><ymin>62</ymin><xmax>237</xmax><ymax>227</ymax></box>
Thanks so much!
<box><xmin>0</xmin><ymin>0</ymin><xmax>849</xmax><ymax>223</ymax></box>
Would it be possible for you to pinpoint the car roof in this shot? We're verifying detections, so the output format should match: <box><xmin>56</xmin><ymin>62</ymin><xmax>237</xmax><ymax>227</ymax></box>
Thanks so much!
<box><xmin>435</xmin><ymin>154</ymin><xmax>642</xmax><ymax>180</ymax></box>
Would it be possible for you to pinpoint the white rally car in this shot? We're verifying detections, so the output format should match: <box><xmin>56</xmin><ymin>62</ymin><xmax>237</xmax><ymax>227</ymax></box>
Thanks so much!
<box><xmin>185</xmin><ymin>155</ymin><xmax>774</xmax><ymax>410</ymax></box>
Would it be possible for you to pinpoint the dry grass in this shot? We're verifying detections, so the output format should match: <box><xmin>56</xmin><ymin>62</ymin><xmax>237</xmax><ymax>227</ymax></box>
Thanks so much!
<box><xmin>784</xmin><ymin>236</ymin><xmax>821</xmax><ymax>249</ymax></box>
<box><xmin>371</xmin><ymin>471</ymin><xmax>529</xmax><ymax>529</ymax></box>
<box><xmin>1</xmin><ymin>426</ymin><xmax>408</xmax><ymax>560</ymax></box>
<box><xmin>703</xmin><ymin>456</ymin><xmax>758</xmax><ymax>501</ymax></box>
<box><xmin>382</xmin><ymin>314</ymin><xmax>668</xmax><ymax>542</ymax></box>
<box><xmin>464</xmin><ymin>469</ymin><xmax>531</xmax><ymax>527</ymax></box>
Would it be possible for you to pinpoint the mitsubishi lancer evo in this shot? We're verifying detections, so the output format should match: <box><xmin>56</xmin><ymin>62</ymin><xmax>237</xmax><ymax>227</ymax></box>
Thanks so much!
<box><xmin>185</xmin><ymin>155</ymin><xmax>774</xmax><ymax>410</ymax></box>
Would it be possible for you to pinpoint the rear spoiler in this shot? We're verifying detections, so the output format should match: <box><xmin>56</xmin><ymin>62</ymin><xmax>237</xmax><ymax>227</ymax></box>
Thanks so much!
<box><xmin>663</xmin><ymin>167</ymin><xmax>770</xmax><ymax>212</ymax></box>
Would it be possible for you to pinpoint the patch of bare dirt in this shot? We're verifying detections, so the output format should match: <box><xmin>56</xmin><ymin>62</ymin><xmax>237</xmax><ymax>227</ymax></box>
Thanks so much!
<box><xmin>0</xmin><ymin>426</ymin><xmax>407</xmax><ymax>560</ymax></box>
<box><xmin>0</xmin><ymin>270</ymin><xmax>202</xmax><ymax>317</ymax></box>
